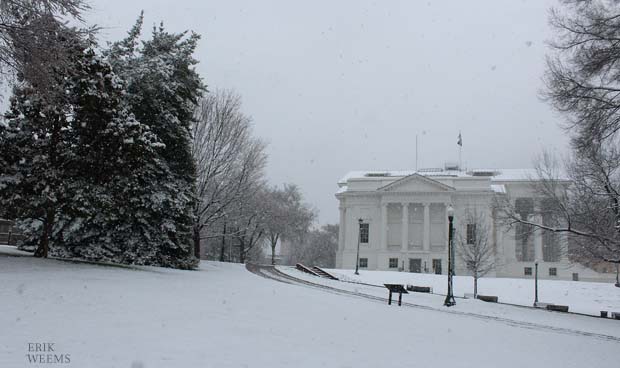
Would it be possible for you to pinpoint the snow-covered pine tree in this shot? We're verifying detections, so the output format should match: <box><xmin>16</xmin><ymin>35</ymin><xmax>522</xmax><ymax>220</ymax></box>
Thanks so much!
<box><xmin>0</xmin><ymin>25</ymin><xmax>82</xmax><ymax>258</ymax></box>
<box><xmin>107</xmin><ymin>15</ymin><xmax>205</xmax><ymax>262</ymax></box>
<box><xmin>52</xmin><ymin>45</ymin><xmax>200</xmax><ymax>268</ymax></box>
<box><xmin>1</xmin><ymin>25</ymin><xmax>198</xmax><ymax>269</ymax></box>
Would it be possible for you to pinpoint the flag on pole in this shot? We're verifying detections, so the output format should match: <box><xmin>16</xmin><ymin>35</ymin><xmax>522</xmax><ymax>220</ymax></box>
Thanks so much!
<box><xmin>457</xmin><ymin>132</ymin><xmax>462</xmax><ymax>147</ymax></box>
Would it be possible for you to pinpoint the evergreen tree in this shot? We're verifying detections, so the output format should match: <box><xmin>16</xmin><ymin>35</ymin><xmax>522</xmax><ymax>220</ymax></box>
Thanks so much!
<box><xmin>54</xmin><ymin>46</ymin><xmax>199</xmax><ymax>268</ymax></box>
<box><xmin>0</xmin><ymin>26</ymin><xmax>83</xmax><ymax>258</ymax></box>
<box><xmin>107</xmin><ymin>15</ymin><xmax>205</xmax><ymax>261</ymax></box>
<box><xmin>1</xmin><ymin>25</ymin><xmax>199</xmax><ymax>269</ymax></box>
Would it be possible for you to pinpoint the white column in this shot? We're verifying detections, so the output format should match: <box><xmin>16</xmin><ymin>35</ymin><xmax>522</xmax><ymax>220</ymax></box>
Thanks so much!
<box><xmin>560</xmin><ymin>231</ymin><xmax>569</xmax><ymax>263</ymax></box>
<box><xmin>401</xmin><ymin>203</ymin><xmax>409</xmax><ymax>251</ymax></box>
<box><xmin>338</xmin><ymin>206</ymin><xmax>346</xmax><ymax>251</ymax></box>
<box><xmin>423</xmin><ymin>203</ymin><xmax>431</xmax><ymax>251</ymax></box>
<box><xmin>534</xmin><ymin>214</ymin><xmax>543</xmax><ymax>262</ymax></box>
<box><xmin>381</xmin><ymin>203</ymin><xmax>388</xmax><ymax>250</ymax></box>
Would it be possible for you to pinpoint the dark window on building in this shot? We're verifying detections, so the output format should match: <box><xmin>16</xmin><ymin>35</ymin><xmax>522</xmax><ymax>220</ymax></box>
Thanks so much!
<box><xmin>359</xmin><ymin>258</ymin><xmax>368</xmax><ymax>268</ymax></box>
<box><xmin>541</xmin><ymin>198</ymin><xmax>561</xmax><ymax>262</ymax></box>
<box><xmin>466</xmin><ymin>224</ymin><xmax>476</xmax><ymax>245</ymax></box>
<box><xmin>389</xmin><ymin>258</ymin><xmax>398</xmax><ymax>268</ymax></box>
<box><xmin>409</xmin><ymin>258</ymin><xmax>421</xmax><ymax>273</ymax></box>
<box><xmin>515</xmin><ymin>198</ymin><xmax>535</xmax><ymax>262</ymax></box>
<box><xmin>432</xmin><ymin>259</ymin><xmax>442</xmax><ymax>274</ymax></box>
<box><xmin>524</xmin><ymin>267</ymin><xmax>532</xmax><ymax>276</ymax></box>
<box><xmin>359</xmin><ymin>223</ymin><xmax>369</xmax><ymax>244</ymax></box>
<box><xmin>549</xmin><ymin>267</ymin><xmax>557</xmax><ymax>276</ymax></box>
<box><xmin>572</xmin><ymin>273</ymin><xmax>579</xmax><ymax>281</ymax></box>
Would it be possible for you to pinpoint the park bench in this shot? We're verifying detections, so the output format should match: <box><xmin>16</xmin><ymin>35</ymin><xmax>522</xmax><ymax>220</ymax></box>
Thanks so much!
<box><xmin>406</xmin><ymin>285</ymin><xmax>432</xmax><ymax>293</ymax></box>
<box><xmin>476</xmin><ymin>295</ymin><xmax>499</xmax><ymax>303</ymax></box>
<box><xmin>546</xmin><ymin>304</ymin><xmax>569</xmax><ymax>313</ymax></box>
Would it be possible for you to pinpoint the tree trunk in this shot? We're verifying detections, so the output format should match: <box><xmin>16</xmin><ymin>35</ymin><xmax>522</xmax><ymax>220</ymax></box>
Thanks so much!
<box><xmin>473</xmin><ymin>276</ymin><xmax>478</xmax><ymax>298</ymax></box>
<box><xmin>616</xmin><ymin>263</ymin><xmax>619</xmax><ymax>287</ymax></box>
<box><xmin>239</xmin><ymin>239</ymin><xmax>245</xmax><ymax>264</ymax></box>
<box><xmin>34</xmin><ymin>207</ymin><xmax>54</xmax><ymax>258</ymax></box>
<box><xmin>271</xmin><ymin>243</ymin><xmax>276</xmax><ymax>265</ymax></box>
<box><xmin>193</xmin><ymin>226</ymin><xmax>201</xmax><ymax>259</ymax></box>
<box><xmin>219</xmin><ymin>222</ymin><xmax>227</xmax><ymax>262</ymax></box>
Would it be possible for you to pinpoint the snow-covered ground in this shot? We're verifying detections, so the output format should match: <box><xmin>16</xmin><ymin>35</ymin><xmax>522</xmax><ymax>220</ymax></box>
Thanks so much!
<box><xmin>1</xmin><ymin>246</ymin><xmax>619</xmax><ymax>368</ymax></box>
<box><xmin>311</xmin><ymin>267</ymin><xmax>620</xmax><ymax>316</ymax></box>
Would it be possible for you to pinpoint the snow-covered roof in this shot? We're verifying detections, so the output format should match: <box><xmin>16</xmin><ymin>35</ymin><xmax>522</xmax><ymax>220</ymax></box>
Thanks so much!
<box><xmin>490</xmin><ymin>184</ymin><xmax>506</xmax><ymax>194</ymax></box>
<box><xmin>338</xmin><ymin>168</ymin><xmax>567</xmax><ymax>185</ymax></box>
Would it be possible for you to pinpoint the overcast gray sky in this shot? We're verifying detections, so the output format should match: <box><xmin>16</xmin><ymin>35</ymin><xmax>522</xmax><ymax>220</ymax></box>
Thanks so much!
<box><xmin>87</xmin><ymin>0</ymin><xmax>567</xmax><ymax>225</ymax></box>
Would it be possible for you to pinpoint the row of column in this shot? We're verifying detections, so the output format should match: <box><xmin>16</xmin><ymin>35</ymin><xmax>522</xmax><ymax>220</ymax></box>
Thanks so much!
<box><xmin>381</xmin><ymin>202</ymin><xmax>446</xmax><ymax>252</ymax></box>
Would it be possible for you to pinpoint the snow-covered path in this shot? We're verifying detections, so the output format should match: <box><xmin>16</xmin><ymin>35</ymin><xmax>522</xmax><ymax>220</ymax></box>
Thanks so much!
<box><xmin>1</xmin><ymin>248</ymin><xmax>619</xmax><ymax>368</ymax></box>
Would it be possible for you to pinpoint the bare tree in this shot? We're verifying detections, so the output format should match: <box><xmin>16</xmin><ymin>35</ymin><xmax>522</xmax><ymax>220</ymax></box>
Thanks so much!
<box><xmin>495</xmin><ymin>149</ymin><xmax>620</xmax><ymax>285</ymax></box>
<box><xmin>263</xmin><ymin>184</ymin><xmax>316</xmax><ymax>265</ymax></box>
<box><xmin>544</xmin><ymin>1</ymin><xmax>620</xmax><ymax>149</ymax></box>
<box><xmin>191</xmin><ymin>90</ymin><xmax>267</xmax><ymax>258</ymax></box>
<box><xmin>503</xmin><ymin>0</ymin><xmax>620</xmax><ymax>286</ymax></box>
<box><xmin>288</xmin><ymin>224</ymin><xmax>338</xmax><ymax>268</ymax></box>
<box><xmin>228</xmin><ymin>186</ymin><xmax>269</xmax><ymax>264</ymax></box>
<box><xmin>457</xmin><ymin>210</ymin><xmax>495</xmax><ymax>298</ymax></box>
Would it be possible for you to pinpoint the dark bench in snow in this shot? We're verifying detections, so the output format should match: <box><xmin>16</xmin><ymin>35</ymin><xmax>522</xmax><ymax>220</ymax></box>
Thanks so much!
<box><xmin>406</xmin><ymin>285</ymin><xmax>432</xmax><ymax>293</ymax></box>
<box><xmin>476</xmin><ymin>295</ymin><xmax>499</xmax><ymax>303</ymax></box>
<box><xmin>546</xmin><ymin>304</ymin><xmax>569</xmax><ymax>313</ymax></box>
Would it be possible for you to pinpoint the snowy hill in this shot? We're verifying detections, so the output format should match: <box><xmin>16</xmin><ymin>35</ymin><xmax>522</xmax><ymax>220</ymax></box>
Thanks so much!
<box><xmin>1</xmin><ymin>246</ymin><xmax>619</xmax><ymax>368</ymax></box>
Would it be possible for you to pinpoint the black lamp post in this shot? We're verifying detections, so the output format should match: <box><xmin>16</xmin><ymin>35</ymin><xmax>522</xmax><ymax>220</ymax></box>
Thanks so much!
<box><xmin>444</xmin><ymin>205</ymin><xmax>456</xmax><ymax>307</ymax></box>
<box><xmin>534</xmin><ymin>259</ymin><xmax>539</xmax><ymax>306</ymax></box>
<box><xmin>355</xmin><ymin>218</ymin><xmax>363</xmax><ymax>275</ymax></box>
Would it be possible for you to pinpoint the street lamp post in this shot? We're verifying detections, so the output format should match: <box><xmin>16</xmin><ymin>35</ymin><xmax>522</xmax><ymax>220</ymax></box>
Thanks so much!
<box><xmin>534</xmin><ymin>259</ymin><xmax>539</xmax><ymax>306</ymax></box>
<box><xmin>444</xmin><ymin>205</ymin><xmax>456</xmax><ymax>307</ymax></box>
<box><xmin>355</xmin><ymin>218</ymin><xmax>363</xmax><ymax>275</ymax></box>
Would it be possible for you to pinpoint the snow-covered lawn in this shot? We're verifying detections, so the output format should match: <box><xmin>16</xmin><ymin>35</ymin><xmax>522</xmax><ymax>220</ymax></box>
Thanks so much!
<box><xmin>316</xmin><ymin>268</ymin><xmax>620</xmax><ymax>316</ymax></box>
<box><xmin>1</xmin><ymin>246</ymin><xmax>619</xmax><ymax>368</ymax></box>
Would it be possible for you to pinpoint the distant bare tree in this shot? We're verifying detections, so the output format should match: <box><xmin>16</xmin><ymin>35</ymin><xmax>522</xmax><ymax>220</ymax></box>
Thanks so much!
<box><xmin>457</xmin><ymin>210</ymin><xmax>495</xmax><ymax>298</ymax></box>
<box><xmin>263</xmin><ymin>184</ymin><xmax>315</xmax><ymax>265</ymax></box>
<box><xmin>288</xmin><ymin>224</ymin><xmax>338</xmax><ymax>268</ymax></box>
<box><xmin>191</xmin><ymin>90</ymin><xmax>267</xmax><ymax>258</ymax></box>
<box><xmin>228</xmin><ymin>186</ymin><xmax>269</xmax><ymax>264</ymax></box>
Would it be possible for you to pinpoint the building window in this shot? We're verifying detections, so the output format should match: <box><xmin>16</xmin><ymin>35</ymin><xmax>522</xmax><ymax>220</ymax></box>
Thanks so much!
<box><xmin>549</xmin><ymin>267</ymin><xmax>557</xmax><ymax>276</ymax></box>
<box><xmin>359</xmin><ymin>223</ymin><xmax>369</xmax><ymax>243</ymax></box>
<box><xmin>515</xmin><ymin>198</ymin><xmax>535</xmax><ymax>262</ymax></box>
<box><xmin>524</xmin><ymin>267</ymin><xmax>532</xmax><ymax>276</ymax></box>
<box><xmin>359</xmin><ymin>258</ymin><xmax>368</xmax><ymax>268</ymax></box>
<box><xmin>432</xmin><ymin>259</ymin><xmax>442</xmax><ymax>275</ymax></box>
<box><xmin>389</xmin><ymin>258</ymin><xmax>398</xmax><ymax>268</ymax></box>
<box><xmin>466</xmin><ymin>224</ymin><xmax>476</xmax><ymax>245</ymax></box>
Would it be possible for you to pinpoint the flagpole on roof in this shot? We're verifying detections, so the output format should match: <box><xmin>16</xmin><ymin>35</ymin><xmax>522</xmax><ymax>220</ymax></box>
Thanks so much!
<box><xmin>457</xmin><ymin>131</ymin><xmax>462</xmax><ymax>170</ymax></box>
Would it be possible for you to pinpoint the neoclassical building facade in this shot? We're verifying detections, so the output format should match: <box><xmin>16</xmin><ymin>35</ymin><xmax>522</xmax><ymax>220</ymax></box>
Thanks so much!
<box><xmin>335</xmin><ymin>167</ymin><xmax>610</xmax><ymax>281</ymax></box>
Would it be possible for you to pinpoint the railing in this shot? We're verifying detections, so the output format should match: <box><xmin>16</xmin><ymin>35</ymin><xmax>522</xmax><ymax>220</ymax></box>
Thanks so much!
<box><xmin>0</xmin><ymin>231</ymin><xmax>23</xmax><ymax>246</ymax></box>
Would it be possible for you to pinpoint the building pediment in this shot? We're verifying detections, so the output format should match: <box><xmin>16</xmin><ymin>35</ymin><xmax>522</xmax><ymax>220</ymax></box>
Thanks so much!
<box><xmin>377</xmin><ymin>173</ymin><xmax>454</xmax><ymax>193</ymax></box>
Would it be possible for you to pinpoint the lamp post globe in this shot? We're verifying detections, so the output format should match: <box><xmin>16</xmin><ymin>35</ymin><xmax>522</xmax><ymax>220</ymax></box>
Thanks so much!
<box><xmin>355</xmin><ymin>218</ymin><xmax>363</xmax><ymax>275</ymax></box>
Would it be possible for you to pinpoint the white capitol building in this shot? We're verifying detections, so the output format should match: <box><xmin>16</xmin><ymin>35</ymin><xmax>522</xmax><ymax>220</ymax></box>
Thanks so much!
<box><xmin>335</xmin><ymin>166</ymin><xmax>611</xmax><ymax>281</ymax></box>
